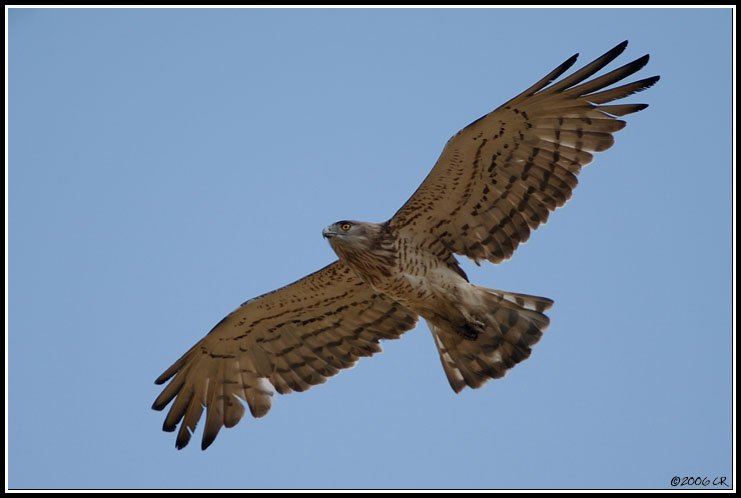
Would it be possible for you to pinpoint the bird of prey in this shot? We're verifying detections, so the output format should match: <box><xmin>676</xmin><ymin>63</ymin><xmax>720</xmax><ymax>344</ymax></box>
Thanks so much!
<box><xmin>152</xmin><ymin>41</ymin><xmax>659</xmax><ymax>450</ymax></box>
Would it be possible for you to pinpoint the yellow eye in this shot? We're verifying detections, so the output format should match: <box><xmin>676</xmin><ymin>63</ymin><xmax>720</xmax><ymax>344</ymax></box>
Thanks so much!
<box><xmin>341</xmin><ymin>223</ymin><xmax>351</xmax><ymax>231</ymax></box>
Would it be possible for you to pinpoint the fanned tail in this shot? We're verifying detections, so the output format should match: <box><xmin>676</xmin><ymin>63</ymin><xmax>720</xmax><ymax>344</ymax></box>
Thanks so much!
<box><xmin>429</xmin><ymin>287</ymin><xmax>553</xmax><ymax>393</ymax></box>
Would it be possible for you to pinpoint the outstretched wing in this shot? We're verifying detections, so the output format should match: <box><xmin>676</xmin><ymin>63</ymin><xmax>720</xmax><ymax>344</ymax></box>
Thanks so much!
<box><xmin>152</xmin><ymin>261</ymin><xmax>418</xmax><ymax>450</ymax></box>
<box><xmin>389</xmin><ymin>41</ymin><xmax>659</xmax><ymax>264</ymax></box>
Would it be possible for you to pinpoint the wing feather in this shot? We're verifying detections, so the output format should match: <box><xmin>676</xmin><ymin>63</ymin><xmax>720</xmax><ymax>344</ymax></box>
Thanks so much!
<box><xmin>152</xmin><ymin>261</ymin><xmax>419</xmax><ymax>449</ymax></box>
<box><xmin>530</xmin><ymin>40</ymin><xmax>629</xmax><ymax>97</ymax></box>
<box><xmin>389</xmin><ymin>41</ymin><xmax>658</xmax><ymax>264</ymax></box>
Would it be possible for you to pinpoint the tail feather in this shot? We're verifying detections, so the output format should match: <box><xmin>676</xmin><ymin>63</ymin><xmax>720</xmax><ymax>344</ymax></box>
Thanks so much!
<box><xmin>429</xmin><ymin>288</ymin><xmax>553</xmax><ymax>393</ymax></box>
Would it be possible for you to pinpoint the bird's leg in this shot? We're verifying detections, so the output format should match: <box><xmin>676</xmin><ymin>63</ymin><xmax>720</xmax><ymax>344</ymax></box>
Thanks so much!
<box><xmin>456</xmin><ymin>317</ymin><xmax>486</xmax><ymax>341</ymax></box>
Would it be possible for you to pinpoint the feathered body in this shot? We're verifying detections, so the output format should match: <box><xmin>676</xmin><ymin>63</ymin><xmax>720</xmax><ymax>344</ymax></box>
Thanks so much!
<box><xmin>324</xmin><ymin>220</ymin><xmax>552</xmax><ymax>392</ymax></box>
<box><xmin>153</xmin><ymin>41</ymin><xmax>659</xmax><ymax>450</ymax></box>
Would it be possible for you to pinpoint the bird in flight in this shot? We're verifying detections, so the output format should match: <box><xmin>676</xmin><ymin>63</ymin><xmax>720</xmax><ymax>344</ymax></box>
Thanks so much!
<box><xmin>153</xmin><ymin>41</ymin><xmax>659</xmax><ymax>450</ymax></box>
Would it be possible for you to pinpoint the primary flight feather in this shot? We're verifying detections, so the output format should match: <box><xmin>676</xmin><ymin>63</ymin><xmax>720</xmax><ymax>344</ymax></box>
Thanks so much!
<box><xmin>153</xmin><ymin>41</ymin><xmax>659</xmax><ymax>450</ymax></box>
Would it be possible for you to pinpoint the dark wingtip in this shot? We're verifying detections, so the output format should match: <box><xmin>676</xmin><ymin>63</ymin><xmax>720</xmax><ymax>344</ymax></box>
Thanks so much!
<box><xmin>630</xmin><ymin>54</ymin><xmax>651</xmax><ymax>73</ymax></box>
<box><xmin>638</xmin><ymin>75</ymin><xmax>661</xmax><ymax>91</ymax></box>
<box><xmin>606</xmin><ymin>40</ymin><xmax>629</xmax><ymax>60</ymax></box>
<box><xmin>175</xmin><ymin>428</ymin><xmax>192</xmax><ymax>450</ymax></box>
<box><xmin>154</xmin><ymin>369</ymin><xmax>171</xmax><ymax>385</ymax></box>
<box><xmin>201</xmin><ymin>435</ymin><xmax>216</xmax><ymax>451</ymax></box>
<box><xmin>176</xmin><ymin>438</ymin><xmax>189</xmax><ymax>450</ymax></box>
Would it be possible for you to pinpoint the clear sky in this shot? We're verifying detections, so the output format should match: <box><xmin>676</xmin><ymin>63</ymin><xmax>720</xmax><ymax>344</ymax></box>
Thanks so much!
<box><xmin>7</xmin><ymin>7</ymin><xmax>734</xmax><ymax>491</ymax></box>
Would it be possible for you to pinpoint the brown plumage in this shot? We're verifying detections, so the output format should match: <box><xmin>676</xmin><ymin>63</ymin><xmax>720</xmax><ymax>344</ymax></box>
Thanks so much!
<box><xmin>153</xmin><ymin>41</ymin><xmax>659</xmax><ymax>449</ymax></box>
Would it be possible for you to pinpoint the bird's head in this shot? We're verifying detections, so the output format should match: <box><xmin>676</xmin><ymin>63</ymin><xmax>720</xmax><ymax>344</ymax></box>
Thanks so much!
<box><xmin>322</xmin><ymin>220</ymin><xmax>396</xmax><ymax>274</ymax></box>
<box><xmin>323</xmin><ymin>220</ymin><xmax>374</xmax><ymax>260</ymax></box>
<box><xmin>322</xmin><ymin>220</ymin><xmax>390</xmax><ymax>252</ymax></box>
<box><xmin>322</xmin><ymin>220</ymin><xmax>366</xmax><ymax>244</ymax></box>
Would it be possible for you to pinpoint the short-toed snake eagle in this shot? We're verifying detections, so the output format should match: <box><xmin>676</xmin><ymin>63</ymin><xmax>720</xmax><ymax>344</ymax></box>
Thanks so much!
<box><xmin>153</xmin><ymin>41</ymin><xmax>659</xmax><ymax>450</ymax></box>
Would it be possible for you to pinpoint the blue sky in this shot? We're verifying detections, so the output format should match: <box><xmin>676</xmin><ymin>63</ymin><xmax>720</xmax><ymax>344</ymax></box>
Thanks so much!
<box><xmin>7</xmin><ymin>7</ymin><xmax>733</xmax><ymax>490</ymax></box>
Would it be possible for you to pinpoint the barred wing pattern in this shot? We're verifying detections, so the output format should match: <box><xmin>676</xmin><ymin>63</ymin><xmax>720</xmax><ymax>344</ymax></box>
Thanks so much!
<box><xmin>389</xmin><ymin>41</ymin><xmax>659</xmax><ymax>265</ymax></box>
<box><xmin>154</xmin><ymin>41</ymin><xmax>657</xmax><ymax>451</ymax></box>
<box><xmin>152</xmin><ymin>261</ymin><xmax>418</xmax><ymax>449</ymax></box>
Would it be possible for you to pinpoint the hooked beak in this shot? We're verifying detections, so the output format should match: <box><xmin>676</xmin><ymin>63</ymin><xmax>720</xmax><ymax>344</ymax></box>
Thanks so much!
<box><xmin>322</xmin><ymin>226</ymin><xmax>336</xmax><ymax>239</ymax></box>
